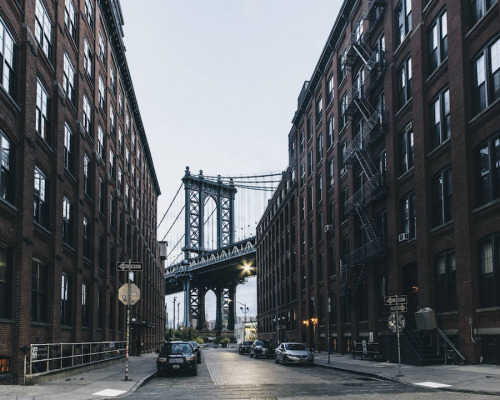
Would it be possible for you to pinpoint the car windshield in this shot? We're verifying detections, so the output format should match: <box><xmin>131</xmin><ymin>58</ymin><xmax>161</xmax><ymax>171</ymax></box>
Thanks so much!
<box><xmin>285</xmin><ymin>343</ymin><xmax>306</xmax><ymax>351</ymax></box>
<box><xmin>259</xmin><ymin>340</ymin><xmax>271</xmax><ymax>347</ymax></box>
<box><xmin>160</xmin><ymin>343</ymin><xmax>192</xmax><ymax>356</ymax></box>
<box><xmin>243</xmin><ymin>341</ymin><xmax>252</xmax><ymax>345</ymax></box>
<box><xmin>190</xmin><ymin>341</ymin><xmax>199</xmax><ymax>349</ymax></box>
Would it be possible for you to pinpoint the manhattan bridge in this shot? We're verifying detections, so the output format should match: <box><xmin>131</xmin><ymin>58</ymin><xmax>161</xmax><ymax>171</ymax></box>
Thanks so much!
<box><xmin>157</xmin><ymin>167</ymin><xmax>281</xmax><ymax>332</ymax></box>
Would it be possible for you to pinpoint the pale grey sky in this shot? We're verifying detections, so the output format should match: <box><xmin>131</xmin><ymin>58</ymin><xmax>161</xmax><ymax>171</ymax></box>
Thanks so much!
<box><xmin>120</xmin><ymin>0</ymin><xmax>343</xmax><ymax>324</ymax></box>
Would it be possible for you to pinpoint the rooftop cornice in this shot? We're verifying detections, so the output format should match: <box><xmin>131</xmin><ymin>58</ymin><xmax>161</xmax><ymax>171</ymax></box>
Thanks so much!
<box><xmin>99</xmin><ymin>0</ymin><xmax>161</xmax><ymax>196</ymax></box>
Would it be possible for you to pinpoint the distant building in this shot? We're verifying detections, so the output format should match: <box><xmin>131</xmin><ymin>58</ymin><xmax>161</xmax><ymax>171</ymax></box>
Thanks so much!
<box><xmin>235</xmin><ymin>321</ymin><xmax>258</xmax><ymax>343</ymax></box>
<box><xmin>257</xmin><ymin>0</ymin><xmax>500</xmax><ymax>365</ymax></box>
<box><xmin>0</xmin><ymin>0</ymin><xmax>165</xmax><ymax>382</ymax></box>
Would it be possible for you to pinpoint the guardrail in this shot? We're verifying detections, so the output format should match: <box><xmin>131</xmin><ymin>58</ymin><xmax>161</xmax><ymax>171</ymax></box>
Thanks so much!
<box><xmin>25</xmin><ymin>341</ymin><xmax>126</xmax><ymax>379</ymax></box>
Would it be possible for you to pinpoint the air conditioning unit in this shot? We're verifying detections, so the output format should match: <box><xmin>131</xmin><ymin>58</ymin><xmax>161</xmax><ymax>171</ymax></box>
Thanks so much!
<box><xmin>398</xmin><ymin>233</ymin><xmax>409</xmax><ymax>242</ymax></box>
<box><xmin>324</xmin><ymin>225</ymin><xmax>334</xmax><ymax>233</ymax></box>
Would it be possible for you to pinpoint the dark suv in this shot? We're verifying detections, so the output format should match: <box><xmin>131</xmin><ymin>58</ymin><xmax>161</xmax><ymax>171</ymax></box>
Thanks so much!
<box><xmin>189</xmin><ymin>341</ymin><xmax>202</xmax><ymax>363</ymax></box>
<box><xmin>238</xmin><ymin>341</ymin><xmax>252</xmax><ymax>355</ymax></box>
<box><xmin>249</xmin><ymin>340</ymin><xmax>274</xmax><ymax>359</ymax></box>
<box><xmin>156</xmin><ymin>341</ymin><xmax>198</xmax><ymax>376</ymax></box>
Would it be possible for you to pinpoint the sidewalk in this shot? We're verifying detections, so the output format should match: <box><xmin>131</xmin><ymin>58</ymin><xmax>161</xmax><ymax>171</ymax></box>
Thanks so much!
<box><xmin>313</xmin><ymin>351</ymin><xmax>500</xmax><ymax>395</ymax></box>
<box><xmin>0</xmin><ymin>353</ymin><xmax>157</xmax><ymax>400</ymax></box>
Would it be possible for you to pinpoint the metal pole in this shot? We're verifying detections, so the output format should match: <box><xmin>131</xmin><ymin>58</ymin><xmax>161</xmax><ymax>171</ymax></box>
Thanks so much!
<box><xmin>173</xmin><ymin>297</ymin><xmax>176</xmax><ymax>331</ymax></box>
<box><xmin>275</xmin><ymin>275</ymin><xmax>279</xmax><ymax>345</ymax></box>
<box><xmin>327</xmin><ymin>297</ymin><xmax>331</xmax><ymax>364</ymax></box>
<box><xmin>396</xmin><ymin>297</ymin><xmax>402</xmax><ymax>377</ymax></box>
<box><xmin>125</xmin><ymin>259</ymin><xmax>131</xmax><ymax>381</ymax></box>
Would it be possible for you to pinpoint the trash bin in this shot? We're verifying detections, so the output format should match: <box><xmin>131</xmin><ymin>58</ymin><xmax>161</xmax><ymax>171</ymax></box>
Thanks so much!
<box><xmin>414</xmin><ymin>307</ymin><xmax>437</xmax><ymax>331</ymax></box>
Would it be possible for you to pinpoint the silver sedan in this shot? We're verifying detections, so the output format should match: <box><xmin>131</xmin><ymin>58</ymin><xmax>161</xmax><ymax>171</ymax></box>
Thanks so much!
<box><xmin>274</xmin><ymin>342</ymin><xmax>314</xmax><ymax>365</ymax></box>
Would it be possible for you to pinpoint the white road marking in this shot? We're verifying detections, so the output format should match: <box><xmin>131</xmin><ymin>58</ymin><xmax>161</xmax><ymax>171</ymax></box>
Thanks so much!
<box><xmin>92</xmin><ymin>388</ymin><xmax>127</xmax><ymax>396</ymax></box>
<box><xmin>413</xmin><ymin>381</ymin><xmax>452</xmax><ymax>388</ymax></box>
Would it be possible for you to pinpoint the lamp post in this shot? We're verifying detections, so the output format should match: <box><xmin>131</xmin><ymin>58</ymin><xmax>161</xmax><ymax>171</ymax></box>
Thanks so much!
<box><xmin>173</xmin><ymin>297</ymin><xmax>176</xmax><ymax>331</ymax></box>
<box><xmin>229</xmin><ymin>299</ymin><xmax>249</xmax><ymax>323</ymax></box>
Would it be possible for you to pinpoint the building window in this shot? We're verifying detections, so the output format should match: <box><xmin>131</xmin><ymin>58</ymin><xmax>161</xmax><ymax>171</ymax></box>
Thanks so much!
<box><xmin>300</xmin><ymin>161</ymin><xmax>305</xmax><ymax>186</ymax></box>
<box><xmin>431</xmin><ymin>167</ymin><xmax>453</xmax><ymax>227</ymax></box>
<box><xmin>429</xmin><ymin>10</ymin><xmax>448</xmax><ymax>73</ymax></box>
<box><xmin>64</xmin><ymin>0</ymin><xmax>76</xmax><ymax>41</ymax></box>
<box><xmin>399</xmin><ymin>122</ymin><xmax>414</xmax><ymax>174</ymax></box>
<box><xmin>110</xmin><ymin>195</ymin><xmax>116</xmax><ymax>228</ymax></box>
<box><xmin>378</xmin><ymin>274</ymin><xmax>388</xmax><ymax>317</ymax></box>
<box><xmin>339</xmin><ymin>50</ymin><xmax>347</xmax><ymax>83</ymax></box>
<box><xmin>61</xmin><ymin>273</ymin><xmax>71</xmax><ymax>326</ymax></box>
<box><xmin>83</xmin><ymin>154</ymin><xmax>91</xmax><ymax>197</ymax></box>
<box><xmin>479</xmin><ymin>233</ymin><xmax>500</xmax><ymax>307</ymax></box>
<box><xmin>35</xmin><ymin>0</ymin><xmax>52</xmax><ymax>59</ymax></box>
<box><xmin>300</xmin><ymin>196</ymin><xmax>305</xmax><ymax>221</ymax></box>
<box><xmin>98</xmin><ymin>31</ymin><xmax>106</xmax><ymax>65</ymax></box>
<box><xmin>317</xmin><ymin>173</ymin><xmax>323</xmax><ymax>202</ymax></box>
<box><xmin>83</xmin><ymin>94</ymin><xmax>92</xmax><ymax>137</ymax></box>
<box><xmin>98</xmin><ymin>75</ymin><xmax>106</xmax><ymax>109</ymax></box>
<box><xmin>83</xmin><ymin>38</ymin><xmax>92</xmax><ymax>77</ymax></box>
<box><xmin>400</xmin><ymin>192</ymin><xmax>416</xmax><ymax>239</ymax></box>
<box><xmin>97</xmin><ymin>125</ymin><xmax>104</xmax><ymax>159</ymax></box>
<box><xmin>430</xmin><ymin>88</ymin><xmax>450</xmax><ymax>148</ymax></box>
<box><xmin>110</xmin><ymin>105</ymin><xmax>116</xmax><ymax>136</ymax></box>
<box><xmin>34</xmin><ymin>167</ymin><xmax>49</xmax><ymax>228</ymax></box>
<box><xmin>0</xmin><ymin>16</ymin><xmax>17</xmax><ymax>98</ymax></box>
<box><xmin>308</xmin><ymin>149</ymin><xmax>313</xmax><ymax>176</ymax></box>
<box><xmin>110</xmin><ymin>65</ymin><xmax>116</xmax><ymax>95</ymax></box>
<box><xmin>475</xmin><ymin>133</ymin><xmax>500</xmax><ymax>206</ymax></box>
<box><xmin>62</xmin><ymin>197</ymin><xmax>72</xmax><ymax>245</ymax></box>
<box><xmin>341</xmin><ymin>187</ymin><xmax>349</xmax><ymax>220</ymax></box>
<box><xmin>316</xmin><ymin>97</ymin><xmax>323</xmax><ymax>124</ymax></box>
<box><xmin>83</xmin><ymin>217</ymin><xmax>90</xmax><ymax>259</ymax></box>
<box><xmin>327</xmin><ymin>115</ymin><xmax>334</xmax><ymax>148</ymax></box>
<box><xmin>36</xmin><ymin>79</ymin><xmax>49</xmax><ymax>141</ymax></box>
<box><xmin>85</xmin><ymin>0</ymin><xmax>93</xmax><ymax>29</ymax></box>
<box><xmin>397</xmin><ymin>56</ymin><xmax>412</xmax><ymax>108</ymax></box>
<box><xmin>62</xmin><ymin>53</ymin><xmax>75</xmax><ymax>103</ymax></box>
<box><xmin>339</xmin><ymin>93</ymin><xmax>348</xmax><ymax>130</ymax></box>
<box><xmin>395</xmin><ymin>0</ymin><xmax>412</xmax><ymax>47</ymax></box>
<box><xmin>0</xmin><ymin>246</ymin><xmax>11</xmax><ymax>319</ymax></box>
<box><xmin>327</xmin><ymin>74</ymin><xmax>334</xmax><ymax>105</ymax></box>
<box><xmin>119</xmin><ymin>128</ymin><xmax>124</xmax><ymax>155</ymax></box>
<box><xmin>329</xmin><ymin>158</ymin><xmax>334</xmax><ymax>189</ymax></box>
<box><xmin>435</xmin><ymin>251</ymin><xmax>457</xmax><ymax>312</ymax></box>
<box><xmin>63</xmin><ymin>123</ymin><xmax>73</xmax><ymax>173</ymax></box>
<box><xmin>109</xmin><ymin>148</ymin><xmax>115</xmax><ymax>179</ymax></box>
<box><xmin>299</xmin><ymin>131</ymin><xmax>305</xmax><ymax>154</ymax></box>
<box><xmin>32</xmin><ymin>260</ymin><xmax>47</xmax><ymax>322</ymax></box>
<box><xmin>307</xmin><ymin>114</ymin><xmax>313</xmax><ymax>141</ymax></box>
<box><xmin>472</xmin><ymin>37</ymin><xmax>500</xmax><ymax>115</ymax></box>
<box><xmin>118</xmin><ymin>167</ymin><xmax>123</xmax><ymax>194</ymax></box>
<box><xmin>0</xmin><ymin>132</ymin><xmax>14</xmax><ymax>204</ymax></box>
<box><xmin>99</xmin><ymin>177</ymin><xmax>105</xmax><ymax>214</ymax></box>
<box><xmin>470</xmin><ymin>0</ymin><xmax>496</xmax><ymax>27</ymax></box>
<box><xmin>340</xmin><ymin>140</ymin><xmax>347</xmax><ymax>175</ymax></box>
<box><xmin>82</xmin><ymin>283</ymin><xmax>89</xmax><ymax>326</ymax></box>
<box><xmin>119</xmin><ymin>92</ymin><xmax>124</xmax><ymax>116</ymax></box>
<box><xmin>317</xmin><ymin>134</ymin><xmax>323</xmax><ymax>163</ymax></box>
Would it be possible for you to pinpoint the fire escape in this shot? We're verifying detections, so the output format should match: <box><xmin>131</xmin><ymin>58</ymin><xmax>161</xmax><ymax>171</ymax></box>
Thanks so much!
<box><xmin>340</xmin><ymin>0</ymin><xmax>387</xmax><ymax>297</ymax></box>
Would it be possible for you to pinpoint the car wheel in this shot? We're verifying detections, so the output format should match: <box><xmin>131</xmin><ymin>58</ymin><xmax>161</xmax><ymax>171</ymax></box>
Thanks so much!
<box><xmin>197</xmin><ymin>355</ymin><xmax>201</xmax><ymax>364</ymax></box>
<box><xmin>283</xmin><ymin>356</ymin><xmax>289</xmax><ymax>366</ymax></box>
<box><xmin>275</xmin><ymin>355</ymin><xmax>279</xmax><ymax>364</ymax></box>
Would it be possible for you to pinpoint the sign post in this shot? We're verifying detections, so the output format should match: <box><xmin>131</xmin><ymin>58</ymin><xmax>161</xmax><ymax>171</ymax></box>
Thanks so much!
<box><xmin>327</xmin><ymin>297</ymin><xmax>331</xmax><ymax>364</ymax></box>
<box><xmin>385</xmin><ymin>295</ymin><xmax>407</xmax><ymax>377</ymax></box>
<box><xmin>118</xmin><ymin>260</ymin><xmax>142</xmax><ymax>381</ymax></box>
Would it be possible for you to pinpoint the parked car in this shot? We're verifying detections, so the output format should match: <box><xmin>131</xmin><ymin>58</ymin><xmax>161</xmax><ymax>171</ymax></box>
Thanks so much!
<box><xmin>238</xmin><ymin>341</ymin><xmax>252</xmax><ymax>355</ymax></box>
<box><xmin>249</xmin><ymin>340</ymin><xmax>274</xmax><ymax>359</ymax></box>
<box><xmin>189</xmin><ymin>341</ymin><xmax>202</xmax><ymax>364</ymax></box>
<box><xmin>156</xmin><ymin>341</ymin><xmax>198</xmax><ymax>376</ymax></box>
<box><xmin>274</xmin><ymin>342</ymin><xmax>314</xmax><ymax>365</ymax></box>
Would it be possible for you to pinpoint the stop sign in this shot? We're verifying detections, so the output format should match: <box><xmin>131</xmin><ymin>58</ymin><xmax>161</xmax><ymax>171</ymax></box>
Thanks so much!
<box><xmin>118</xmin><ymin>283</ymin><xmax>140</xmax><ymax>305</ymax></box>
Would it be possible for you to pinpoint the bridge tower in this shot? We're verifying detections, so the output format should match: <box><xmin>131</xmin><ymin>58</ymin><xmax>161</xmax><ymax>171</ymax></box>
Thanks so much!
<box><xmin>181</xmin><ymin>167</ymin><xmax>237</xmax><ymax>330</ymax></box>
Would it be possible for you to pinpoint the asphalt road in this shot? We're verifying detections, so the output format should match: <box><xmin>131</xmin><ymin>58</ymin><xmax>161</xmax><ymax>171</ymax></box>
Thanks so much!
<box><xmin>126</xmin><ymin>347</ymin><xmax>498</xmax><ymax>399</ymax></box>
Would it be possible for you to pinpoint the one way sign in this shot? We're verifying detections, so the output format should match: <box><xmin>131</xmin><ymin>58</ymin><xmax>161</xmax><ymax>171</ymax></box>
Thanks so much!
<box><xmin>116</xmin><ymin>261</ymin><xmax>143</xmax><ymax>271</ymax></box>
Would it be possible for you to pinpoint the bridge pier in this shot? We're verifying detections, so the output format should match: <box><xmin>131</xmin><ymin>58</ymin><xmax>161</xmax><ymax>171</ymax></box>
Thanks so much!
<box><xmin>183</xmin><ymin>278</ymin><xmax>191</xmax><ymax>328</ymax></box>
<box><xmin>195</xmin><ymin>286</ymin><xmax>207</xmax><ymax>330</ymax></box>
<box><xmin>227</xmin><ymin>283</ymin><xmax>236</xmax><ymax>331</ymax></box>
<box><xmin>215</xmin><ymin>285</ymin><xmax>223</xmax><ymax>331</ymax></box>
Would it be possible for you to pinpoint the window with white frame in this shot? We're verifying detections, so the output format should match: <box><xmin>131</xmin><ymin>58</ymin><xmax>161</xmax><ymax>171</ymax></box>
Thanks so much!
<box><xmin>0</xmin><ymin>131</ymin><xmax>14</xmax><ymax>204</ymax></box>
<box><xmin>327</xmin><ymin>74</ymin><xmax>334</xmax><ymax>105</ymax></box>
<box><xmin>317</xmin><ymin>133</ymin><xmax>323</xmax><ymax>163</ymax></box>
<box><xmin>109</xmin><ymin>148</ymin><xmax>115</xmax><ymax>179</ymax></box>
<box><xmin>119</xmin><ymin>127</ymin><xmax>123</xmax><ymax>154</ymax></box>
<box><xmin>64</xmin><ymin>123</ymin><xmax>73</xmax><ymax>173</ymax></box>
<box><xmin>327</xmin><ymin>115</ymin><xmax>334</xmax><ymax>148</ymax></box>
<box><xmin>99</xmin><ymin>177</ymin><xmax>104</xmax><ymax>214</ymax></box>
<box><xmin>83</xmin><ymin>38</ymin><xmax>92</xmax><ymax>77</ymax></box>
<box><xmin>110</xmin><ymin>65</ymin><xmax>116</xmax><ymax>94</ymax></box>
<box><xmin>397</xmin><ymin>56</ymin><xmax>412</xmax><ymax>108</ymax></box>
<box><xmin>62</xmin><ymin>197</ymin><xmax>72</xmax><ymax>245</ymax></box>
<box><xmin>63</xmin><ymin>53</ymin><xmax>75</xmax><ymax>103</ymax></box>
<box><xmin>98</xmin><ymin>75</ymin><xmax>106</xmax><ymax>109</ymax></box>
<box><xmin>475</xmin><ymin>132</ymin><xmax>500</xmax><ymax>206</ymax></box>
<box><xmin>34</xmin><ymin>167</ymin><xmax>49</xmax><ymax>228</ymax></box>
<box><xmin>98</xmin><ymin>31</ymin><xmax>106</xmax><ymax>65</ymax></box>
<box><xmin>0</xmin><ymin>15</ymin><xmax>17</xmax><ymax>98</ymax></box>
<box><xmin>83</xmin><ymin>217</ymin><xmax>90</xmax><ymax>259</ymax></box>
<box><xmin>97</xmin><ymin>125</ymin><xmax>104</xmax><ymax>159</ymax></box>
<box><xmin>470</xmin><ymin>0</ymin><xmax>496</xmax><ymax>27</ymax></box>
<box><xmin>435</xmin><ymin>250</ymin><xmax>457</xmax><ymax>312</ymax></box>
<box><xmin>84</xmin><ymin>0</ymin><xmax>93</xmax><ymax>29</ymax></box>
<box><xmin>84</xmin><ymin>154</ymin><xmax>91</xmax><ymax>197</ymax></box>
<box><xmin>431</xmin><ymin>167</ymin><xmax>453</xmax><ymax>227</ymax></box>
<box><xmin>316</xmin><ymin>96</ymin><xmax>323</xmax><ymax>124</ymax></box>
<box><xmin>395</xmin><ymin>0</ymin><xmax>412</xmax><ymax>47</ymax></box>
<box><xmin>61</xmin><ymin>273</ymin><xmax>71</xmax><ymax>325</ymax></box>
<box><xmin>399</xmin><ymin>122</ymin><xmax>414</xmax><ymax>174</ymax></box>
<box><xmin>81</xmin><ymin>283</ymin><xmax>89</xmax><ymax>326</ymax></box>
<box><xmin>308</xmin><ymin>148</ymin><xmax>313</xmax><ymax>176</ymax></box>
<box><xmin>430</xmin><ymin>87</ymin><xmax>450</xmax><ymax>148</ymax></box>
<box><xmin>340</xmin><ymin>93</ymin><xmax>348</xmax><ymax>129</ymax></box>
<box><xmin>429</xmin><ymin>10</ymin><xmax>448</xmax><ymax>73</ymax></box>
<box><xmin>300</xmin><ymin>161</ymin><xmax>305</xmax><ymax>186</ymax></box>
<box><xmin>83</xmin><ymin>94</ymin><xmax>92</xmax><ymax>137</ymax></box>
<box><xmin>119</xmin><ymin>92</ymin><xmax>124</xmax><ymax>116</ymax></box>
<box><xmin>64</xmin><ymin>0</ymin><xmax>76</xmax><ymax>41</ymax></box>
<box><xmin>329</xmin><ymin>158</ymin><xmax>334</xmax><ymax>189</ymax></box>
<box><xmin>110</xmin><ymin>104</ymin><xmax>116</xmax><ymax>135</ymax></box>
<box><xmin>36</xmin><ymin>79</ymin><xmax>49</xmax><ymax>140</ymax></box>
<box><xmin>400</xmin><ymin>192</ymin><xmax>416</xmax><ymax>239</ymax></box>
<box><xmin>472</xmin><ymin>37</ymin><xmax>500</xmax><ymax>116</ymax></box>
<box><xmin>479</xmin><ymin>233</ymin><xmax>500</xmax><ymax>307</ymax></box>
<box><xmin>118</xmin><ymin>167</ymin><xmax>122</xmax><ymax>194</ymax></box>
<box><xmin>35</xmin><ymin>0</ymin><xmax>52</xmax><ymax>59</ymax></box>
<box><xmin>299</xmin><ymin>130</ymin><xmax>305</xmax><ymax>154</ymax></box>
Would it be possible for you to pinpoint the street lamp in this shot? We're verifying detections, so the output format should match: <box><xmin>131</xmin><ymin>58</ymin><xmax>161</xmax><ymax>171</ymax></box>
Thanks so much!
<box><xmin>173</xmin><ymin>297</ymin><xmax>177</xmax><ymax>330</ymax></box>
<box><xmin>229</xmin><ymin>299</ymin><xmax>249</xmax><ymax>322</ymax></box>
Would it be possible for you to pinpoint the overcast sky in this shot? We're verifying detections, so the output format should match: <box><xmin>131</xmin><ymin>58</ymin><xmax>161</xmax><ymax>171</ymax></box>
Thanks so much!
<box><xmin>120</xmin><ymin>0</ymin><xmax>343</xmax><ymax>324</ymax></box>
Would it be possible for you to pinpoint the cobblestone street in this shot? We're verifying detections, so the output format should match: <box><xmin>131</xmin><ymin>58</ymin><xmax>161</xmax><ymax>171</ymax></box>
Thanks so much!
<box><xmin>125</xmin><ymin>348</ymin><xmax>498</xmax><ymax>399</ymax></box>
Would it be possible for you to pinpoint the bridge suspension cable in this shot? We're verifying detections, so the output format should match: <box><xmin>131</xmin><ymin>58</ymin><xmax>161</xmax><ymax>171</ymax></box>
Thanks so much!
<box><xmin>157</xmin><ymin>182</ymin><xmax>183</xmax><ymax>230</ymax></box>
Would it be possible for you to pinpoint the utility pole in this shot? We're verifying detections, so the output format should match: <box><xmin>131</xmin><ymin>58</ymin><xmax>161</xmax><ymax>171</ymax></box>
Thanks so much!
<box><xmin>173</xmin><ymin>297</ymin><xmax>177</xmax><ymax>331</ymax></box>
<box><xmin>177</xmin><ymin>302</ymin><xmax>180</xmax><ymax>329</ymax></box>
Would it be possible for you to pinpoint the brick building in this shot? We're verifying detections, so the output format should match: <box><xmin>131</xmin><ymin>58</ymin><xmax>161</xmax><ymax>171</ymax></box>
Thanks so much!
<box><xmin>0</xmin><ymin>0</ymin><xmax>165</xmax><ymax>382</ymax></box>
<box><xmin>256</xmin><ymin>0</ymin><xmax>500</xmax><ymax>365</ymax></box>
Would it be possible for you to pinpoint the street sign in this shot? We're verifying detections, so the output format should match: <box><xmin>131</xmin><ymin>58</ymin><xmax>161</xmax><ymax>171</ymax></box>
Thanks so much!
<box><xmin>117</xmin><ymin>261</ymin><xmax>143</xmax><ymax>271</ymax></box>
<box><xmin>118</xmin><ymin>283</ymin><xmax>140</xmax><ymax>305</ymax></box>
<box><xmin>390</xmin><ymin>304</ymin><xmax>407</xmax><ymax>313</ymax></box>
<box><xmin>385</xmin><ymin>295</ymin><xmax>407</xmax><ymax>305</ymax></box>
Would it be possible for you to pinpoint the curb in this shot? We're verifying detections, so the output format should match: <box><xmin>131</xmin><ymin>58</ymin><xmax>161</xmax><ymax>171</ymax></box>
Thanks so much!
<box><xmin>314</xmin><ymin>361</ymin><xmax>396</xmax><ymax>383</ymax></box>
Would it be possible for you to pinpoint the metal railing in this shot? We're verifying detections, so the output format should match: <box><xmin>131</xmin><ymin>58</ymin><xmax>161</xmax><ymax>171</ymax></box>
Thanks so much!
<box><xmin>25</xmin><ymin>341</ymin><xmax>126</xmax><ymax>378</ymax></box>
